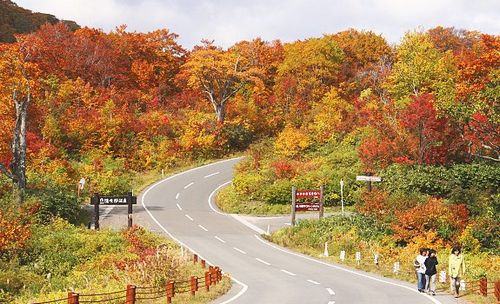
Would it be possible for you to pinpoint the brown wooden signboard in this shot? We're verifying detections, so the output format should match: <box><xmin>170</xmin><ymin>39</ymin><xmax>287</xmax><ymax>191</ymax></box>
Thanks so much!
<box><xmin>291</xmin><ymin>186</ymin><xmax>324</xmax><ymax>226</ymax></box>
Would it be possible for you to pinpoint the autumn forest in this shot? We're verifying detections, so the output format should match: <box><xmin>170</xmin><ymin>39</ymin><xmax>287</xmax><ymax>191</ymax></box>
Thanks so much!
<box><xmin>0</xmin><ymin>3</ymin><xmax>498</xmax><ymax>302</ymax></box>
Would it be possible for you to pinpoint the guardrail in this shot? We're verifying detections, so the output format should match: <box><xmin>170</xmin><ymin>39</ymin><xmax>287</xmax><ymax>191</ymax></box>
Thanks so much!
<box><xmin>463</xmin><ymin>278</ymin><xmax>500</xmax><ymax>299</ymax></box>
<box><xmin>32</xmin><ymin>254</ymin><xmax>223</xmax><ymax>304</ymax></box>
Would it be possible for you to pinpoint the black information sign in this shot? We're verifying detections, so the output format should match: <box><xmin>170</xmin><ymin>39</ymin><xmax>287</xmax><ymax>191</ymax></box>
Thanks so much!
<box><xmin>91</xmin><ymin>192</ymin><xmax>137</xmax><ymax>230</ymax></box>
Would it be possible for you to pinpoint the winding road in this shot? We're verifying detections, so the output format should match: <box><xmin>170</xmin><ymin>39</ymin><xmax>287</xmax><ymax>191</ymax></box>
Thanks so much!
<box><xmin>139</xmin><ymin>158</ymin><xmax>455</xmax><ymax>304</ymax></box>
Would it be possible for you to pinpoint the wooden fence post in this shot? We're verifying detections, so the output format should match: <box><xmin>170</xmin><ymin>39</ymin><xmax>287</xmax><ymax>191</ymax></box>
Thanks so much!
<box><xmin>495</xmin><ymin>281</ymin><xmax>500</xmax><ymax>301</ymax></box>
<box><xmin>205</xmin><ymin>271</ymin><xmax>210</xmax><ymax>291</ymax></box>
<box><xmin>190</xmin><ymin>276</ymin><xmax>197</xmax><ymax>296</ymax></box>
<box><xmin>166</xmin><ymin>280</ymin><xmax>175</xmax><ymax>303</ymax></box>
<box><xmin>201</xmin><ymin>259</ymin><xmax>206</xmax><ymax>268</ymax></box>
<box><xmin>126</xmin><ymin>284</ymin><xmax>136</xmax><ymax>304</ymax></box>
<box><xmin>67</xmin><ymin>292</ymin><xmax>79</xmax><ymax>304</ymax></box>
<box><xmin>479</xmin><ymin>277</ymin><xmax>487</xmax><ymax>296</ymax></box>
<box><xmin>193</xmin><ymin>254</ymin><xmax>198</xmax><ymax>264</ymax></box>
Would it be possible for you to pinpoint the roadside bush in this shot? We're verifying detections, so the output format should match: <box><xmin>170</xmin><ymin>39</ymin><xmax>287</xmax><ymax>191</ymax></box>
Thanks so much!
<box><xmin>232</xmin><ymin>171</ymin><xmax>267</xmax><ymax>200</ymax></box>
<box><xmin>262</xmin><ymin>179</ymin><xmax>294</xmax><ymax>204</ymax></box>
<box><xmin>381</xmin><ymin>163</ymin><xmax>500</xmax><ymax>198</ymax></box>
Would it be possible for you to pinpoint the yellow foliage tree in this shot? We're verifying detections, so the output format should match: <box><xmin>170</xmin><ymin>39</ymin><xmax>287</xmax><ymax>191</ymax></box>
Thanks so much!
<box><xmin>274</xmin><ymin>125</ymin><xmax>311</xmax><ymax>158</ymax></box>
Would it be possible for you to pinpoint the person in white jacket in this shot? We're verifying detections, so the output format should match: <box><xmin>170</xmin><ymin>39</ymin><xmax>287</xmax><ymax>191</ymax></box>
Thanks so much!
<box><xmin>414</xmin><ymin>248</ymin><xmax>428</xmax><ymax>292</ymax></box>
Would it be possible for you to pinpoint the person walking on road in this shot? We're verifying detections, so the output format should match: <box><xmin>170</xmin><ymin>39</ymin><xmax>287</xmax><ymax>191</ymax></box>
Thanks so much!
<box><xmin>414</xmin><ymin>248</ymin><xmax>428</xmax><ymax>292</ymax></box>
<box><xmin>424</xmin><ymin>249</ymin><xmax>438</xmax><ymax>295</ymax></box>
<box><xmin>449</xmin><ymin>246</ymin><xmax>466</xmax><ymax>298</ymax></box>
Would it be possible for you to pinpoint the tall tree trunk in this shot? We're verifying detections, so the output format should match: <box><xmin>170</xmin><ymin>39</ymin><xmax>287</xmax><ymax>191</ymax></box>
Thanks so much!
<box><xmin>215</xmin><ymin>104</ymin><xmax>225</xmax><ymax>123</ymax></box>
<box><xmin>10</xmin><ymin>90</ymin><xmax>29</xmax><ymax>204</ymax></box>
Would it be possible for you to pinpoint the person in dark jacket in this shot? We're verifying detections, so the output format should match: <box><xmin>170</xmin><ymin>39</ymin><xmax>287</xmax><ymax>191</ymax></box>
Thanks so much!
<box><xmin>424</xmin><ymin>249</ymin><xmax>438</xmax><ymax>295</ymax></box>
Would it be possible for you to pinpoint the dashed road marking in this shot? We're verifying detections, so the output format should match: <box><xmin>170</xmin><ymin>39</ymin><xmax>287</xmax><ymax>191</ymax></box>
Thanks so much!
<box><xmin>233</xmin><ymin>247</ymin><xmax>247</xmax><ymax>254</ymax></box>
<box><xmin>326</xmin><ymin>288</ymin><xmax>335</xmax><ymax>295</ymax></box>
<box><xmin>280</xmin><ymin>269</ymin><xmax>296</xmax><ymax>276</ymax></box>
<box><xmin>204</xmin><ymin>172</ymin><xmax>220</xmax><ymax>178</ymax></box>
<box><xmin>185</xmin><ymin>214</ymin><xmax>194</xmax><ymax>221</ymax></box>
<box><xmin>175</xmin><ymin>193</ymin><xmax>180</xmax><ymax>199</ymax></box>
<box><xmin>255</xmin><ymin>258</ymin><xmax>271</xmax><ymax>265</ymax></box>
<box><xmin>176</xmin><ymin>203</ymin><xmax>182</xmax><ymax>211</ymax></box>
<box><xmin>307</xmin><ymin>279</ymin><xmax>320</xmax><ymax>285</ymax></box>
<box><xmin>184</xmin><ymin>182</ymin><xmax>194</xmax><ymax>189</ymax></box>
<box><xmin>215</xmin><ymin>236</ymin><xmax>226</xmax><ymax>243</ymax></box>
<box><xmin>198</xmin><ymin>224</ymin><xmax>208</xmax><ymax>231</ymax></box>
<box><xmin>328</xmin><ymin>301</ymin><xmax>335</xmax><ymax>304</ymax></box>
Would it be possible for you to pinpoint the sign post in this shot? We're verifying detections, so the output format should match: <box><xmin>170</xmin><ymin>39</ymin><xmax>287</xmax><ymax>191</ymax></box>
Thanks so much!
<box><xmin>291</xmin><ymin>186</ymin><xmax>297</xmax><ymax>226</ymax></box>
<box><xmin>340</xmin><ymin>179</ymin><xmax>344</xmax><ymax>215</ymax></box>
<box><xmin>356</xmin><ymin>175</ymin><xmax>382</xmax><ymax>192</ymax></box>
<box><xmin>91</xmin><ymin>193</ymin><xmax>137</xmax><ymax>230</ymax></box>
<box><xmin>319</xmin><ymin>185</ymin><xmax>324</xmax><ymax>219</ymax></box>
<box><xmin>93</xmin><ymin>193</ymin><xmax>100</xmax><ymax>230</ymax></box>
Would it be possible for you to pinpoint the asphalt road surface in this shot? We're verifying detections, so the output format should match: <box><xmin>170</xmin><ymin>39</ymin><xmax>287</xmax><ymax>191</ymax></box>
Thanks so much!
<box><xmin>140</xmin><ymin>158</ymin><xmax>457</xmax><ymax>304</ymax></box>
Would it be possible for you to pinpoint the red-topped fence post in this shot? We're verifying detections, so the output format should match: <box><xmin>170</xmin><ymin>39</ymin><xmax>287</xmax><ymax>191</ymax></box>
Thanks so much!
<box><xmin>193</xmin><ymin>254</ymin><xmax>198</xmax><ymax>264</ymax></box>
<box><xmin>190</xmin><ymin>276</ymin><xmax>198</xmax><ymax>296</ymax></box>
<box><xmin>495</xmin><ymin>281</ymin><xmax>500</xmax><ymax>301</ymax></box>
<box><xmin>125</xmin><ymin>284</ymin><xmax>136</xmax><ymax>304</ymax></box>
<box><xmin>479</xmin><ymin>277</ymin><xmax>487</xmax><ymax>296</ymax></box>
<box><xmin>205</xmin><ymin>271</ymin><xmax>210</xmax><ymax>291</ymax></box>
<box><xmin>67</xmin><ymin>292</ymin><xmax>79</xmax><ymax>304</ymax></box>
<box><xmin>166</xmin><ymin>280</ymin><xmax>175</xmax><ymax>303</ymax></box>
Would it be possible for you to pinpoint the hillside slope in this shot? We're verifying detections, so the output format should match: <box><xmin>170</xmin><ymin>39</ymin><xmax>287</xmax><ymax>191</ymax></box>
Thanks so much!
<box><xmin>0</xmin><ymin>0</ymin><xmax>79</xmax><ymax>42</ymax></box>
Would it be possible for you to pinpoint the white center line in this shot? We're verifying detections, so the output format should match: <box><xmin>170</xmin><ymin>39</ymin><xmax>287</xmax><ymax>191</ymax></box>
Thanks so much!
<box><xmin>198</xmin><ymin>224</ymin><xmax>208</xmax><ymax>231</ymax></box>
<box><xmin>328</xmin><ymin>301</ymin><xmax>335</xmax><ymax>304</ymax></box>
<box><xmin>184</xmin><ymin>182</ymin><xmax>194</xmax><ymax>189</ymax></box>
<box><xmin>233</xmin><ymin>247</ymin><xmax>247</xmax><ymax>254</ymax></box>
<box><xmin>176</xmin><ymin>203</ymin><xmax>182</xmax><ymax>211</ymax></box>
<box><xmin>175</xmin><ymin>193</ymin><xmax>180</xmax><ymax>200</ymax></box>
<box><xmin>326</xmin><ymin>288</ymin><xmax>335</xmax><ymax>295</ymax></box>
<box><xmin>255</xmin><ymin>258</ymin><xmax>271</xmax><ymax>265</ymax></box>
<box><xmin>307</xmin><ymin>279</ymin><xmax>320</xmax><ymax>285</ymax></box>
<box><xmin>185</xmin><ymin>214</ymin><xmax>194</xmax><ymax>221</ymax></box>
<box><xmin>204</xmin><ymin>172</ymin><xmax>220</xmax><ymax>178</ymax></box>
<box><xmin>214</xmin><ymin>236</ymin><xmax>226</xmax><ymax>243</ymax></box>
<box><xmin>280</xmin><ymin>269</ymin><xmax>296</xmax><ymax>276</ymax></box>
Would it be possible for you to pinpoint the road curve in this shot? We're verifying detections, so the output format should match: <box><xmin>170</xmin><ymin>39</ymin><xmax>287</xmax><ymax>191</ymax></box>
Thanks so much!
<box><xmin>140</xmin><ymin>158</ymin><xmax>448</xmax><ymax>304</ymax></box>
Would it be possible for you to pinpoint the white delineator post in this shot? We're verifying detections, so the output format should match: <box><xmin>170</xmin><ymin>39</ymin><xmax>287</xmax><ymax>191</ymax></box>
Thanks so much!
<box><xmin>324</xmin><ymin>242</ymin><xmax>329</xmax><ymax>257</ymax></box>
<box><xmin>340</xmin><ymin>250</ymin><xmax>346</xmax><ymax>262</ymax></box>
<box><xmin>439</xmin><ymin>271</ymin><xmax>447</xmax><ymax>283</ymax></box>
<box><xmin>393</xmin><ymin>262</ymin><xmax>400</xmax><ymax>274</ymax></box>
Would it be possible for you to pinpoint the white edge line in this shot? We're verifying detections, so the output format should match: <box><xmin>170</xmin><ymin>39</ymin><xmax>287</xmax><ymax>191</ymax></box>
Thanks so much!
<box><xmin>230</xmin><ymin>214</ymin><xmax>267</xmax><ymax>235</ymax></box>
<box><xmin>204</xmin><ymin>171</ymin><xmax>220</xmax><ymax>178</ymax></box>
<box><xmin>184</xmin><ymin>182</ymin><xmax>194</xmax><ymax>189</ymax></box>
<box><xmin>307</xmin><ymin>279</ymin><xmax>320</xmax><ymax>285</ymax></box>
<box><xmin>175</xmin><ymin>193</ymin><xmax>180</xmax><ymax>200</ymax></box>
<box><xmin>328</xmin><ymin>301</ymin><xmax>335</xmax><ymax>304</ymax></box>
<box><xmin>185</xmin><ymin>214</ymin><xmax>194</xmax><ymax>221</ymax></box>
<box><xmin>208</xmin><ymin>181</ymin><xmax>233</xmax><ymax>215</ymax></box>
<box><xmin>280</xmin><ymin>269</ymin><xmax>296</xmax><ymax>276</ymax></box>
<box><xmin>176</xmin><ymin>203</ymin><xmax>182</xmax><ymax>211</ymax></box>
<box><xmin>198</xmin><ymin>224</ymin><xmax>208</xmax><ymax>232</ymax></box>
<box><xmin>254</xmin><ymin>235</ymin><xmax>442</xmax><ymax>304</ymax></box>
<box><xmin>215</xmin><ymin>236</ymin><xmax>226</xmax><ymax>243</ymax></box>
<box><xmin>140</xmin><ymin>157</ymin><xmax>248</xmax><ymax>304</ymax></box>
<box><xmin>255</xmin><ymin>258</ymin><xmax>271</xmax><ymax>265</ymax></box>
<box><xmin>326</xmin><ymin>288</ymin><xmax>335</xmax><ymax>295</ymax></box>
<box><xmin>233</xmin><ymin>247</ymin><xmax>247</xmax><ymax>254</ymax></box>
